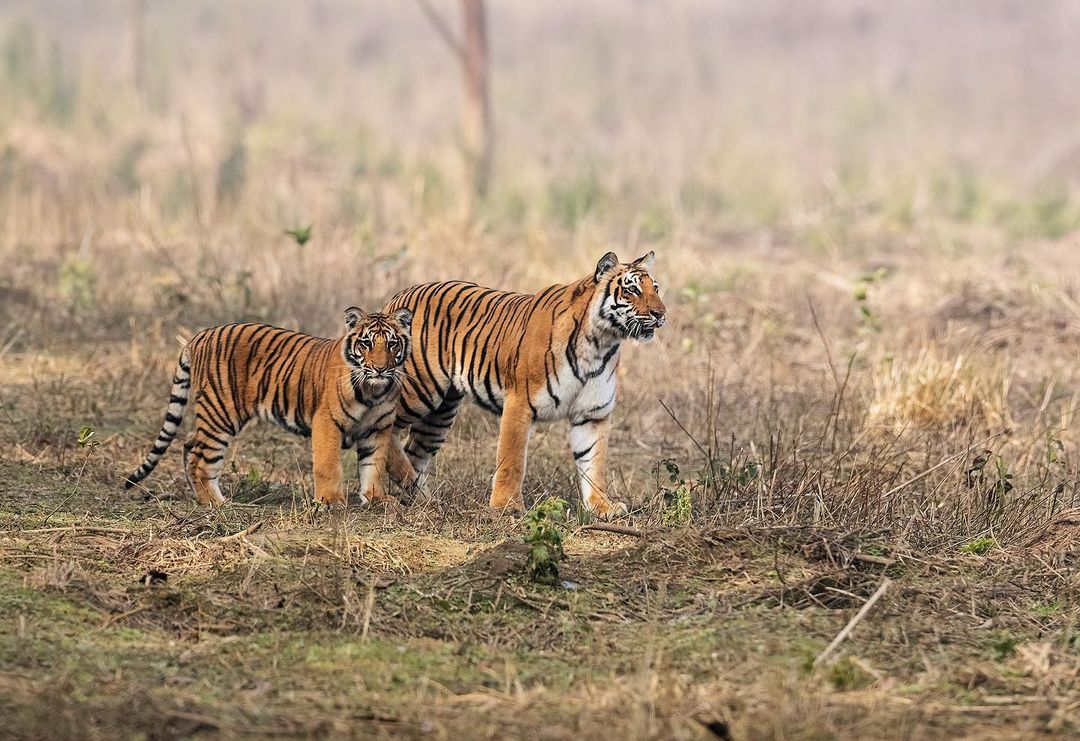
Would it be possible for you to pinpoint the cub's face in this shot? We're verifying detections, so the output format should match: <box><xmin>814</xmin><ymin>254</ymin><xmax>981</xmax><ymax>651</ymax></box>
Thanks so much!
<box><xmin>594</xmin><ymin>251</ymin><xmax>667</xmax><ymax>341</ymax></box>
<box><xmin>343</xmin><ymin>307</ymin><xmax>413</xmax><ymax>385</ymax></box>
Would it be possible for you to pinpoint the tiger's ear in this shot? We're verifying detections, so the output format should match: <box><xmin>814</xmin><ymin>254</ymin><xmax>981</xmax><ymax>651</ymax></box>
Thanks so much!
<box><xmin>631</xmin><ymin>251</ymin><xmax>655</xmax><ymax>269</ymax></box>
<box><xmin>392</xmin><ymin>307</ymin><xmax>413</xmax><ymax>330</ymax></box>
<box><xmin>594</xmin><ymin>252</ymin><xmax>620</xmax><ymax>282</ymax></box>
<box><xmin>344</xmin><ymin>306</ymin><xmax>366</xmax><ymax>329</ymax></box>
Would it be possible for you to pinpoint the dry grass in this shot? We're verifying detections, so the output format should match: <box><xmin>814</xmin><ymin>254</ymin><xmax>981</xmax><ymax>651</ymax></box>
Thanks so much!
<box><xmin>4</xmin><ymin>1</ymin><xmax>1080</xmax><ymax>738</ymax></box>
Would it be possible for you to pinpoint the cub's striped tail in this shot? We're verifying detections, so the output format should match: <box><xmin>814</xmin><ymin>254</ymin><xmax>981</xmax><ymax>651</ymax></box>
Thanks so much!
<box><xmin>124</xmin><ymin>347</ymin><xmax>192</xmax><ymax>489</ymax></box>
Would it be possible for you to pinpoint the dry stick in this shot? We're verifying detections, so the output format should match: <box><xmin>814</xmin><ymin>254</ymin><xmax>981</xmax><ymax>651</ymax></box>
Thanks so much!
<box><xmin>582</xmin><ymin>523</ymin><xmax>644</xmax><ymax>538</ymax></box>
<box><xmin>813</xmin><ymin>577</ymin><xmax>891</xmax><ymax>668</ymax></box>
<box><xmin>658</xmin><ymin>398</ymin><xmax>710</xmax><ymax>460</ymax></box>
<box><xmin>218</xmin><ymin>519</ymin><xmax>265</xmax><ymax>542</ymax></box>
<box><xmin>15</xmin><ymin>526</ymin><xmax>134</xmax><ymax>536</ymax></box>
<box><xmin>360</xmin><ymin>579</ymin><xmax>377</xmax><ymax>641</ymax></box>
<box><xmin>99</xmin><ymin>605</ymin><xmax>150</xmax><ymax>630</ymax></box>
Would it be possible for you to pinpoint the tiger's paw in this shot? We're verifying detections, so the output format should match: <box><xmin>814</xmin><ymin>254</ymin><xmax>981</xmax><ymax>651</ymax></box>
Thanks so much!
<box><xmin>313</xmin><ymin>489</ymin><xmax>347</xmax><ymax>508</ymax></box>
<box><xmin>589</xmin><ymin>498</ymin><xmax>629</xmax><ymax>520</ymax></box>
<box><xmin>359</xmin><ymin>489</ymin><xmax>398</xmax><ymax>508</ymax></box>
<box><xmin>488</xmin><ymin>500</ymin><xmax>526</xmax><ymax>520</ymax></box>
<box><xmin>194</xmin><ymin>482</ymin><xmax>226</xmax><ymax>507</ymax></box>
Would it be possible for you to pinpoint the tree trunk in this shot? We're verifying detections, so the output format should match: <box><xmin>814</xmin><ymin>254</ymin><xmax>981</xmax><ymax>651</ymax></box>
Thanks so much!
<box><xmin>130</xmin><ymin>0</ymin><xmax>146</xmax><ymax>100</ymax></box>
<box><xmin>460</xmin><ymin>0</ymin><xmax>492</xmax><ymax>199</ymax></box>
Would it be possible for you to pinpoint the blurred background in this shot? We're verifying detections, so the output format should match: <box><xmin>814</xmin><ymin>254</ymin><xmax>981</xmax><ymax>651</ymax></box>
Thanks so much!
<box><xmin>2</xmin><ymin>1</ymin><xmax>1080</xmax><ymax>330</ymax></box>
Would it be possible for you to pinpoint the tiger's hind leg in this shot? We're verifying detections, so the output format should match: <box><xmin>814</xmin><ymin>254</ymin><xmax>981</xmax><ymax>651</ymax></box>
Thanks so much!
<box><xmin>181</xmin><ymin>392</ymin><xmax>239</xmax><ymax>506</ymax></box>
<box><xmin>401</xmin><ymin>388</ymin><xmax>465</xmax><ymax>492</ymax></box>
<box><xmin>385</xmin><ymin>430</ymin><xmax>420</xmax><ymax>493</ymax></box>
<box><xmin>182</xmin><ymin>432</ymin><xmax>230</xmax><ymax>506</ymax></box>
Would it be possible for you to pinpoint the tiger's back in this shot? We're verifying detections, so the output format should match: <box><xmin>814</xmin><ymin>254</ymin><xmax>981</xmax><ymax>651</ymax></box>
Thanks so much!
<box><xmin>185</xmin><ymin>322</ymin><xmax>340</xmax><ymax>437</ymax></box>
<box><xmin>386</xmin><ymin>279</ymin><xmax>609</xmax><ymax>422</ymax></box>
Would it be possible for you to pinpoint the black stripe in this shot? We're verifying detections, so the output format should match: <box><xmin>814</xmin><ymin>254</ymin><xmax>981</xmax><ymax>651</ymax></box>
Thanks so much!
<box><xmin>573</xmin><ymin>442</ymin><xmax>596</xmax><ymax>461</ymax></box>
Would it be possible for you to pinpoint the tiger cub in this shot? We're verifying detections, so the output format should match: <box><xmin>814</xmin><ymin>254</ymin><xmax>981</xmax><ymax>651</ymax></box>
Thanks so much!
<box><xmin>125</xmin><ymin>307</ymin><xmax>412</xmax><ymax>506</ymax></box>
<box><xmin>382</xmin><ymin>252</ymin><xmax>666</xmax><ymax>517</ymax></box>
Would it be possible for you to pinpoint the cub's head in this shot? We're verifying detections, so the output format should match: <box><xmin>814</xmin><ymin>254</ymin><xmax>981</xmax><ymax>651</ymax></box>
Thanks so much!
<box><xmin>592</xmin><ymin>251</ymin><xmax>666</xmax><ymax>341</ymax></box>
<box><xmin>342</xmin><ymin>306</ymin><xmax>413</xmax><ymax>385</ymax></box>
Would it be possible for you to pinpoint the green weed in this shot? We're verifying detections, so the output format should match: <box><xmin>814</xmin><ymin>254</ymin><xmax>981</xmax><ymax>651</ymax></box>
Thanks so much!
<box><xmin>960</xmin><ymin>536</ymin><xmax>996</xmax><ymax>556</ymax></box>
<box><xmin>524</xmin><ymin>497</ymin><xmax>567</xmax><ymax>586</ymax></box>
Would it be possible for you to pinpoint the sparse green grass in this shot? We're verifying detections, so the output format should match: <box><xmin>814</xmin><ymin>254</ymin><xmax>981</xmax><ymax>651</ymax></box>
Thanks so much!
<box><xmin>960</xmin><ymin>536</ymin><xmax>997</xmax><ymax>556</ymax></box>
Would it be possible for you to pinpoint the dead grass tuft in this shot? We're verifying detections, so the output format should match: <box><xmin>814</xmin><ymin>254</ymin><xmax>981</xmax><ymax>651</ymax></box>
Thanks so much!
<box><xmin>867</xmin><ymin>345</ymin><xmax>1013</xmax><ymax>433</ymax></box>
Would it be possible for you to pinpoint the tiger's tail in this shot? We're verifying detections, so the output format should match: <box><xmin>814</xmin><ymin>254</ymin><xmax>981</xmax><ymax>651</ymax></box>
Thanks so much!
<box><xmin>124</xmin><ymin>346</ymin><xmax>192</xmax><ymax>489</ymax></box>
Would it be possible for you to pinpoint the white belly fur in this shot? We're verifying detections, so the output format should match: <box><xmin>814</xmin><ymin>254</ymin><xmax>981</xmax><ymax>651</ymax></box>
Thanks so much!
<box><xmin>532</xmin><ymin>361</ymin><xmax>617</xmax><ymax>423</ymax></box>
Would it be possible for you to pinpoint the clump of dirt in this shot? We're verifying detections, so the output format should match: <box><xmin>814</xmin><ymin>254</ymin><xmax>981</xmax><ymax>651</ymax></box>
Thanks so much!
<box><xmin>1023</xmin><ymin>508</ymin><xmax>1080</xmax><ymax>554</ymax></box>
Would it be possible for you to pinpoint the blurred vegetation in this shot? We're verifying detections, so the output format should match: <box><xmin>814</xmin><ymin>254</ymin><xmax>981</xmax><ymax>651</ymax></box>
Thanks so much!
<box><xmin>0</xmin><ymin>1</ymin><xmax>1076</xmax><ymax>267</ymax></box>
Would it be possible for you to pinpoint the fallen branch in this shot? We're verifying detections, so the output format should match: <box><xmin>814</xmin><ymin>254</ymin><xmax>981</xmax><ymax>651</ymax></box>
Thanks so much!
<box><xmin>99</xmin><ymin>605</ymin><xmax>149</xmax><ymax>630</ymax></box>
<box><xmin>218</xmin><ymin>520</ymin><xmax>265</xmax><ymax>542</ymax></box>
<box><xmin>813</xmin><ymin>577</ymin><xmax>891</xmax><ymax>668</ymax></box>
<box><xmin>360</xmin><ymin>578</ymin><xmax>377</xmax><ymax>642</ymax></box>
<box><xmin>12</xmin><ymin>526</ymin><xmax>135</xmax><ymax>537</ymax></box>
<box><xmin>581</xmin><ymin>523</ymin><xmax>644</xmax><ymax>538</ymax></box>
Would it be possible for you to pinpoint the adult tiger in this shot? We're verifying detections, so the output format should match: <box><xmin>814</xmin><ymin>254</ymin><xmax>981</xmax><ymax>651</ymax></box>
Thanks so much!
<box><xmin>125</xmin><ymin>307</ymin><xmax>413</xmax><ymax>506</ymax></box>
<box><xmin>383</xmin><ymin>251</ymin><xmax>666</xmax><ymax>516</ymax></box>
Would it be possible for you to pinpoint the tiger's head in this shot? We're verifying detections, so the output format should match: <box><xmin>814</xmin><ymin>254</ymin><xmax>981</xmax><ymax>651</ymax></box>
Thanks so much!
<box><xmin>342</xmin><ymin>306</ymin><xmax>413</xmax><ymax>387</ymax></box>
<box><xmin>592</xmin><ymin>251</ymin><xmax>667</xmax><ymax>342</ymax></box>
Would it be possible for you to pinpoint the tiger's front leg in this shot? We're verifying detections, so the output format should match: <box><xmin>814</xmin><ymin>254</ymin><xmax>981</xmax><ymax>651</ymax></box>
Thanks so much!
<box><xmin>311</xmin><ymin>410</ymin><xmax>346</xmax><ymax>506</ymax></box>
<box><xmin>357</xmin><ymin>424</ymin><xmax>395</xmax><ymax>505</ymax></box>
<box><xmin>489</xmin><ymin>394</ymin><xmax>534</xmax><ymax>512</ymax></box>
<box><xmin>569</xmin><ymin>415</ymin><xmax>628</xmax><ymax>518</ymax></box>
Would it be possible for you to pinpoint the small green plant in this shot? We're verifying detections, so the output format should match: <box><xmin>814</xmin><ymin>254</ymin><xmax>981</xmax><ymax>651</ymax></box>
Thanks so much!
<box><xmin>989</xmin><ymin>631</ymin><xmax>1018</xmax><ymax>661</ymax></box>
<box><xmin>960</xmin><ymin>536</ymin><xmax>996</xmax><ymax>556</ymax></box>
<box><xmin>826</xmin><ymin>657</ymin><xmax>872</xmax><ymax>691</ymax></box>
<box><xmin>853</xmin><ymin>268</ymin><xmax>887</xmax><ymax>332</ymax></box>
<box><xmin>659</xmin><ymin>459</ymin><xmax>692</xmax><ymax>526</ymax></box>
<box><xmin>524</xmin><ymin>498</ymin><xmax>567</xmax><ymax>586</ymax></box>
<box><xmin>285</xmin><ymin>224</ymin><xmax>313</xmax><ymax>247</ymax></box>
<box><xmin>76</xmin><ymin>426</ymin><xmax>99</xmax><ymax>448</ymax></box>
<box><xmin>58</xmin><ymin>255</ymin><xmax>96</xmax><ymax>312</ymax></box>
<box><xmin>1032</xmin><ymin>597</ymin><xmax>1062</xmax><ymax>618</ymax></box>
<box><xmin>992</xmin><ymin>455</ymin><xmax>1014</xmax><ymax>498</ymax></box>
<box><xmin>232</xmin><ymin>466</ymin><xmax>273</xmax><ymax>502</ymax></box>
<box><xmin>713</xmin><ymin>458</ymin><xmax>761</xmax><ymax>488</ymax></box>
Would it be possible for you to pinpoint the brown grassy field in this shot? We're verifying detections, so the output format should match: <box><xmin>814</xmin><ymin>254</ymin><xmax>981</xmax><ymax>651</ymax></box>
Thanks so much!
<box><xmin>3</xmin><ymin>1</ymin><xmax>1080</xmax><ymax>738</ymax></box>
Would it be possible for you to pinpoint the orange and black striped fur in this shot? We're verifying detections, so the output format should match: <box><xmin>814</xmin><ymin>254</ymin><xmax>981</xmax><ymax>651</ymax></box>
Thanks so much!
<box><xmin>383</xmin><ymin>252</ymin><xmax>666</xmax><ymax>516</ymax></box>
<box><xmin>125</xmin><ymin>307</ymin><xmax>413</xmax><ymax>506</ymax></box>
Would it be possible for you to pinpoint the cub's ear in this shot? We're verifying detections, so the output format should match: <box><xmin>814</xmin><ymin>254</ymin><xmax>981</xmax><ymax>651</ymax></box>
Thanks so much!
<box><xmin>631</xmin><ymin>251</ymin><xmax>655</xmax><ymax>269</ymax></box>
<box><xmin>344</xmin><ymin>306</ymin><xmax>366</xmax><ymax>329</ymax></box>
<box><xmin>392</xmin><ymin>307</ymin><xmax>413</xmax><ymax>330</ymax></box>
<box><xmin>594</xmin><ymin>251</ymin><xmax>620</xmax><ymax>282</ymax></box>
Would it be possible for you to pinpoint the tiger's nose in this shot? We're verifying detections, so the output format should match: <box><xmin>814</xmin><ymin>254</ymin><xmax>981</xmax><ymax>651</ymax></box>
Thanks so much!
<box><xmin>651</xmin><ymin>310</ymin><xmax>666</xmax><ymax>327</ymax></box>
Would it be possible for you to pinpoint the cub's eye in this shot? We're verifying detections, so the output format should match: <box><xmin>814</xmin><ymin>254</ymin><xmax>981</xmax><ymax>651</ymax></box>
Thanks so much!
<box><xmin>624</xmin><ymin>283</ymin><xmax>640</xmax><ymax>296</ymax></box>
<box><xmin>357</xmin><ymin>337</ymin><xmax>373</xmax><ymax>350</ymax></box>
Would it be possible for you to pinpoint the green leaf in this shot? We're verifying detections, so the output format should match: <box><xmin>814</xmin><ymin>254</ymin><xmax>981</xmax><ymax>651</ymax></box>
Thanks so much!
<box><xmin>77</xmin><ymin>426</ymin><xmax>98</xmax><ymax>448</ymax></box>
<box><xmin>284</xmin><ymin>224</ymin><xmax>313</xmax><ymax>246</ymax></box>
